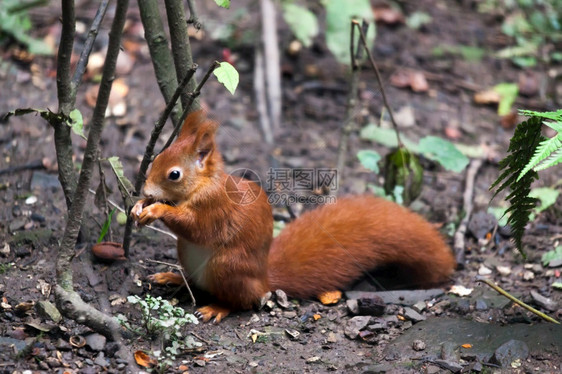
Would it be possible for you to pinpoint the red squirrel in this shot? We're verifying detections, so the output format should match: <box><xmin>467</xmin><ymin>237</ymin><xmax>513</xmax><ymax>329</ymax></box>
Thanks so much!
<box><xmin>131</xmin><ymin>110</ymin><xmax>456</xmax><ymax>322</ymax></box>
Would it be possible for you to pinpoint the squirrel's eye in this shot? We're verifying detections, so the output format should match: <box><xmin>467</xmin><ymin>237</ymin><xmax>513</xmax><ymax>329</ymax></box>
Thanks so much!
<box><xmin>168</xmin><ymin>170</ymin><xmax>181</xmax><ymax>181</ymax></box>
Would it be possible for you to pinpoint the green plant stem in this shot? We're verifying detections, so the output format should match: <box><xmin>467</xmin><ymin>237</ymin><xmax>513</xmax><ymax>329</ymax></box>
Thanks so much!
<box><xmin>477</xmin><ymin>278</ymin><xmax>560</xmax><ymax>324</ymax></box>
<box><xmin>336</xmin><ymin>19</ymin><xmax>366</xmax><ymax>175</ymax></box>
<box><xmin>137</xmin><ymin>0</ymin><xmax>183</xmax><ymax>126</ymax></box>
<box><xmin>164</xmin><ymin>0</ymin><xmax>199</xmax><ymax>110</ymax></box>
<box><xmin>352</xmin><ymin>20</ymin><xmax>403</xmax><ymax>148</ymax></box>
<box><xmin>161</xmin><ymin>61</ymin><xmax>220</xmax><ymax>151</ymax></box>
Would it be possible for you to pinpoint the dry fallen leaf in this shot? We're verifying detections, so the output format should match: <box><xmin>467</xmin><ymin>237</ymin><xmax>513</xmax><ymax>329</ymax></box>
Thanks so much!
<box><xmin>390</xmin><ymin>70</ymin><xmax>429</xmax><ymax>92</ymax></box>
<box><xmin>373</xmin><ymin>6</ymin><xmax>405</xmax><ymax>24</ymax></box>
<box><xmin>500</xmin><ymin>112</ymin><xmax>518</xmax><ymax>129</ymax></box>
<box><xmin>474</xmin><ymin>89</ymin><xmax>501</xmax><ymax>104</ymax></box>
<box><xmin>92</xmin><ymin>242</ymin><xmax>126</xmax><ymax>261</ymax></box>
<box><xmin>461</xmin><ymin>343</ymin><xmax>473</xmax><ymax>349</ymax></box>
<box><xmin>313</xmin><ymin>314</ymin><xmax>322</xmax><ymax>321</ymax></box>
<box><xmin>449</xmin><ymin>285</ymin><xmax>473</xmax><ymax>297</ymax></box>
<box><xmin>134</xmin><ymin>351</ymin><xmax>157</xmax><ymax>368</ymax></box>
<box><xmin>318</xmin><ymin>290</ymin><xmax>342</xmax><ymax>305</ymax></box>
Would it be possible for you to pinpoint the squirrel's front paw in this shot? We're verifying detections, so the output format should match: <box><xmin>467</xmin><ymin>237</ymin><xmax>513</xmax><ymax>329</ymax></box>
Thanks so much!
<box><xmin>136</xmin><ymin>202</ymin><xmax>167</xmax><ymax>226</ymax></box>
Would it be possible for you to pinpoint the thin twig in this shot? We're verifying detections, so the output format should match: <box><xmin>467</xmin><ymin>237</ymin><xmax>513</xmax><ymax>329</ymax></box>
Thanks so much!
<box><xmin>454</xmin><ymin>159</ymin><xmax>483</xmax><ymax>268</ymax></box>
<box><xmin>122</xmin><ymin>64</ymin><xmax>197</xmax><ymax>255</ymax></box>
<box><xmin>186</xmin><ymin>0</ymin><xmax>201</xmax><ymax>29</ymax></box>
<box><xmin>191</xmin><ymin>331</ymin><xmax>212</xmax><ymax>345</ymax></box>
<box><xmin>477</xmin><ymin>277</ymin><xmax>560</xmax><ymax>324</ymax></box>
<box><xmin>70</xmin><ymin>0</ymin><xmax>110</xmax><ymax>97</ymax></box>
<box><xmin>88</xmin><ymin>188</ymin><xmax>177</xmax><ymax>239</ymax></box>
<box><xmin>352</xmin><ymin>20</ymin><xmax>402</xmax><ymax>147</ymax></box>
<box><xmin>0</xmin><ymin>160</ymin><xmax>44</xmax><ymax>176</ymax></box>
<box><xmin>135</xmin><ymin>64</ymin><xmax>197</xmax><ymax>194</ymax></box>
<box><xmin>145</xmin><ymin>259</ymin><xmax>196</xmax><ymax>306</ymax></box>
<box><xmin>336</xmin><ymin>20</ymin><xmax>366</xmax><ymax>175</ymax></box>
<box><xmin>161</xmin><ymin>61</ymin><xmax>220</xmax><ymax>151</ymax></box>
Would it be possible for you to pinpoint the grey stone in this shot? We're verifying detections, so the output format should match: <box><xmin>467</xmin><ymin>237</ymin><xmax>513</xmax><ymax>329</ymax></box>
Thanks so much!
<box><xmin>35</xmin><ymin>300</ymin><xmax>62</xmax><ymax>323</ymax></box>
<box><xmin>345</xmin><ymin>289</ymin><xmax>444</xmax><ymax>306</ymax></box>
<box><xmin>344</xmin><ymin>316</ymin><xmax>371</xmax><ymax>339</ymax></box>
<box><xmin>530</xmin><ymin>290</ymin><xmax>558</xmax><ymax>312</ymax></box>
<box><xmin>475</xmin><ymin>298</ymin><xmax>488</xmax><ymax>311</ymax></box>
<box><xmin>346</xmin><ymin>299</ymin><xmax>359</xmax><ymax>315</ymax></box>
<box><xmin>85</xmin><ymin>333</ymin><xmax>106</xmax><ymax>351</ymax></box>
<box><xmin>490</xmin><ymin>339</ymin><xmax>529</xmax><ymax>368</ymax></box>
<box><xmin>402</xmin><ymin>307</ymin><xmax>426</xmax><ymax>323</ymax></box>
<box><xmin>275</xmin><ymin>289</ymin><xmax>290</xmax><ymax>309</ymax></box>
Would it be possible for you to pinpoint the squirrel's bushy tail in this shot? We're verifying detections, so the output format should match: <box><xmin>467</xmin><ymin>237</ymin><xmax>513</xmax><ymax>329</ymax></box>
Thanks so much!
<box><xmin>268</xmin><ymin>195</ymin><xmax>455</xmax><ymax>298</ymax></box>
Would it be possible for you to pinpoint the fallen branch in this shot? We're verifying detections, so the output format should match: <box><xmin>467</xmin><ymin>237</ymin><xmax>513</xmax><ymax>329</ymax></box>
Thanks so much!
<box><xmin>477</xmin><ymin>277</ymin><xmax>560</xmax><ymax>324</ymax></box>
<box><xmin>453</xmin><ymin>158</ymin><xmax>483</xmax><ymax>268</ymax></box>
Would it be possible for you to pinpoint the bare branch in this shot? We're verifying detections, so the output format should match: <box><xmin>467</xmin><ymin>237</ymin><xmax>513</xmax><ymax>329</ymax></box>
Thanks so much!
<box><xmin>164</xmin><ymin>0</ymin><xmax>199</xmax><ymax>110</ymax></box>
<box><xmin>70</xmin><ymin>0</ymin><xmax>110</xmax><ymax>98</ymax></box>
<box><xmin>186</xmin><ymin>0</ymin><xmax>201</xmax><ymax>29</ymax></box>
<box><xmin>57</xmin><ymin>0</ymin><xmax>75</xmax><ymax>116</ymax></box>
<box><xmin>57</xmin><ymin>0</ymin><xmax>130</xmax><ymax>291</ymax></box>
<box><xmin>161</xmin><ymin>61</ymin><xmax>220</xmax><ymax>151</ymax></box>
<box><xmin>138</xmin><ymin>0</ymin><xmax>183</xmax><ymax>126</ymax></box>
<box><xmin>122</xmin><ymin>64</ymin><xmax>198</xmax><ymax>255</ymax></box>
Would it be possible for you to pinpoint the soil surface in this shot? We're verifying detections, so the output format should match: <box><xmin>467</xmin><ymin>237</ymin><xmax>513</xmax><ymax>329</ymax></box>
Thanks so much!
<box><xmin>1</xmin><ymin>1</ymin><xmax>562</xmax><ymax>373</ymax></box>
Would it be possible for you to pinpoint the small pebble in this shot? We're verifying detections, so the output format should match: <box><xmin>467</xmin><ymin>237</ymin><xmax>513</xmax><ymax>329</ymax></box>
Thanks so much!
<box><xmin>478</xmin><ymin>264</ymin><xmax>492</xmax><ymax>276</ymax></box>
<box><xmin>412</xmin><ymin>339</ymin><xmax>426</xmax><ymax>351</ymax></box>
<box><xmin>523</xmin><ymin>270</ymin><xmax>535</xmax><ymax>281</ymax></box>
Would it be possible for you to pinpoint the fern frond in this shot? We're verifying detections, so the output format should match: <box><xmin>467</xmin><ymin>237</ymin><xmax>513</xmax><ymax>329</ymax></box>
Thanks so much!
<box><xmin>518</xmin><ymin>109</ymin><xmax>562</xmax><ymax>121</ymax></box>
<box><xmin>534</xmin><ymin>147</ymin><xmax>562</xmax><ymax>172</ymax></box>
<box><xmin>490</xmin><ymin>116</ymin><xmax>544</xmax><ymax>256</ymax></box>
<box><xmin>517</xmin><ymin>130</ymin><xmax>562</xmax><ymax>181</ymax></box>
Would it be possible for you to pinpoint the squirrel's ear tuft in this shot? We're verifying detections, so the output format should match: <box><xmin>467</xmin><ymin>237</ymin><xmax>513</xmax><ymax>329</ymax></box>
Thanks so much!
<box><xmin>194</xmin><ymin>119</ymin><xmax>218</xmax><ymax>156</ymax></box>
<box><xmin>178</xmin><ymin>109</ymin><xmax>208</xmax><ymax>140</ymax></box>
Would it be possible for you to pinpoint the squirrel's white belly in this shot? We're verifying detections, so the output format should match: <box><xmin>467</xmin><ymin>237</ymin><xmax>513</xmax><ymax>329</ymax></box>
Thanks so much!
<box><xmin>177</xmin><ymin>238</ymin><xmax>212</xmax><ymax>290</ymax></box>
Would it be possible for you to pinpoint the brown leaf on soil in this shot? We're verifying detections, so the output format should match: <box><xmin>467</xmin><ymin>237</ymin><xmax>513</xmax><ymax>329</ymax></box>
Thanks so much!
<box><xmin>390</xmin><ymin>70</ymin><xmax>429</xmax><ymax>92</ymax></box>
<box><xmin>500</xmin><ymin>112</ymin><xmax>518</xmax><ymax>129</ymax></box>
<box><xmin>410</xmin><ymin>71</ymin><xmax>429</xmax><ymax>92</ymax></box>
<box><xmin>373</xmin><ymin>6</ymin><xmax>405</xmax><ymax>24</ymax></box>
<box><xmin>134</xmin><ymin>351</ymin><xmax>157</xmax><ymax>368</ymax></box>
<box><xmin>92</xmin><ymin>242</ymin><xmax>126</xmax><ymax>261</ymax></box>
<box><xmin>444</xmin><ymin>126</ymin><xmax>462</xmax><ymax>140</ymax></box>
<box><xmin>474</xmin><ymin>89</ymin><xmax>501</xmax><ymax>104</ymax></box>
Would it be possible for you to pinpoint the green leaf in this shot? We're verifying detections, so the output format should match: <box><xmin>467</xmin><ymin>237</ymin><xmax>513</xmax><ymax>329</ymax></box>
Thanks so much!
<box><xmin>529</xmin><ymin>187</ymin><xmax>560</xmax><ymax>214</ymax></box>
<box><xmin>519</xmin><ymin>109</ymin><xmax>562</xmax><ymax>122</ymax></box>
<box><xmin>458</xmin><ymin>46</ymin><xmax>485</xmax><ymax>62</ymax></box>
<box><xmin>518</xmin><ymin>123</ymin><xmax>562</xmax><ymax>181</ymax></box>
<box><xmin>359</xmin><ymin>124</ymin><xmax>418</xmax><ymax>150</ymax></box>
<box><xmin>552</xmin><ymin>282</ymin><xmax>562</xmax><ymax>290</ymax></box>
<box><xmin>487</xmin><ymin>206</ymin><xmax>509</xmax><ymax>227</ymax></box>
<box><xmin>490</xmin><ymin>116</ymin><xmax>544</xmax><ymax>255</ymax></box>
<box><xmin>213</xmin><ymin>61</ymin><xmax>239</xmax><ymax>95</ymax></box>
<box><xmin>493</xmin><ymin>83</ymin><xmax>519</xmax><ymax>116</ymax></box>
<box><xmin>357</xmin><ymin>149</ymin><xmax>381</xmax><ymax>173</ymax></box>
<box><xmin>418</xmin><ymin>136</ymin><xmax>469</xmax><ymax>172</ymax></box>
<box><xmin>406</xmin><ymin>12</ymin><xmax>432</xmax><ymax>30</ymax></box>
<box><xmin>97</xmin><ymin>208</ymin><xmax>116</xmax><ymax>243</ymax></box>
<box><xmin>325</xmin><ymin>0</ymin><xmax>375</xmax><ymax>64</ymax></box>
<box><xmin>214</xmin><ymin>0</ymin><xmax>230</xmax><ymax>9</ymax></box>
<box><xmin>282</xmin><ymin>3</ymin><xmax>319</xmax><ymax>47</ymax></box>
<box><xmin>542</xmin><ymin>246</ymin><xmax>562</xmax><ymax>267</ymax></box>
<box><xmin>68</xmin><ymin>108</ymin><xmax>86</xmax><ymax>139</ymax></box>
<box><xmin>512</xmin><ymin>56</ymin><xmax>537</xmax><ymax>67</ymax></box>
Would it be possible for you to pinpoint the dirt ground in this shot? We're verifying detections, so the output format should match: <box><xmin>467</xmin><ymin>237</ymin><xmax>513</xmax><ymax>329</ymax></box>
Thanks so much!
<box><xmin>1</xmin><ymin>0</ymin><xmax>562</xmax><ymax>373</ymax></box>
